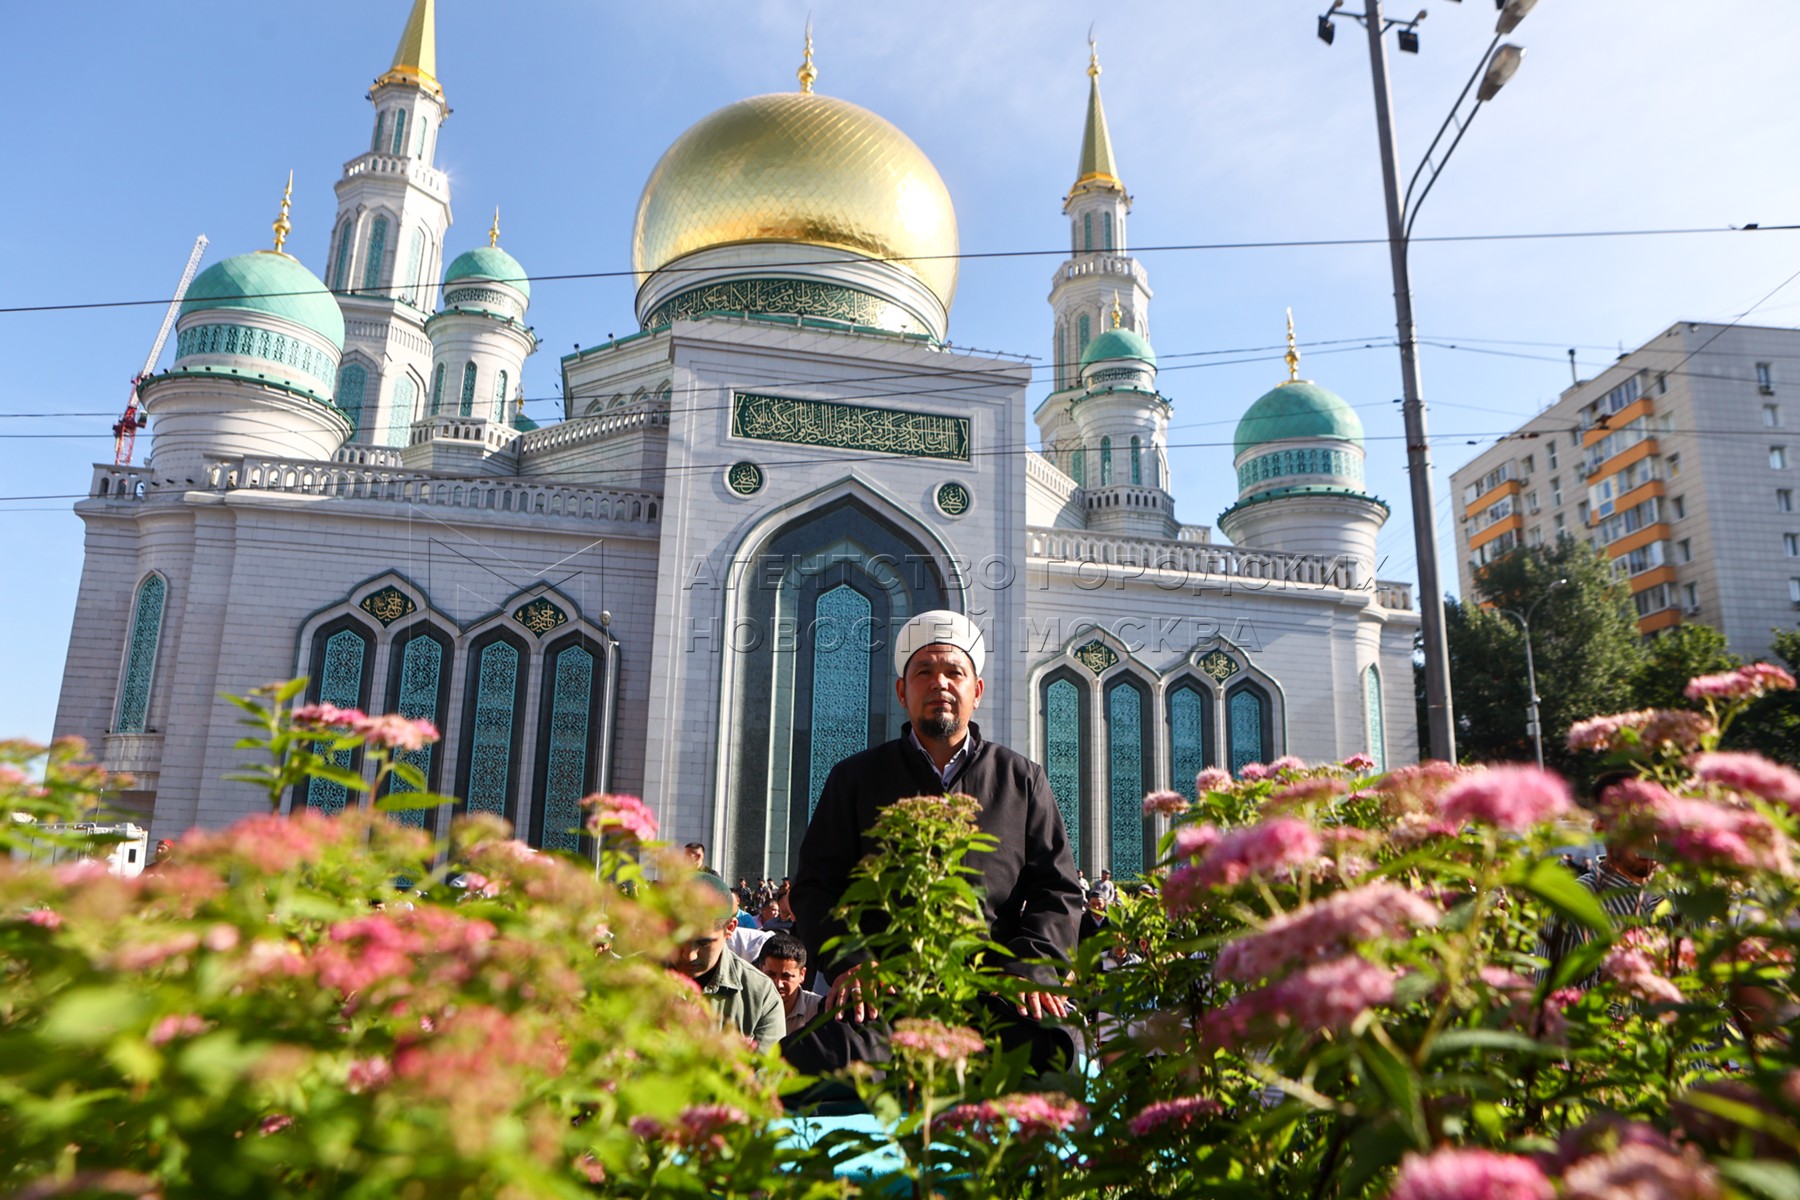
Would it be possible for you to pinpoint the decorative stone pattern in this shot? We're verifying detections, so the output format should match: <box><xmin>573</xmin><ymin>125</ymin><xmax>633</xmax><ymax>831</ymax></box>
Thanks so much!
<box><xmin>1237</xmin><ymin>447</ymin><xmax>1364</xmax><ymax>491</ymax></box>
<box><xmin>1107</xmin><ymin>682</ymin><xmax>1144</xmax><ymax>878</ymax></box>
<box><xmin>359</xmin><ymin>585</ymin><xmax>417</xmax><ymax>627</ymax></box>
<box><xmin>1229</xmin><ymin>688</ymin><xmax>1266</xmax><ymax>775</ymax></box>
<box><xmin>935</xmin><ymin>481</ymin><xmax>971</xmax><ymax>516</ymax></box>
<box><xmin>1073</xmin><ymin>639</ymin><xmax>1119</xmax><ymax>676</ymax></box>
<box><xmin>463</xmin><ymin>642</ymin><xmax>520</xmax><ymax>818</ymax></box>
<box><xmin>539</xmin><ymin>645</ymin><xmax>595</xmax><ymax>853</ymax></box>
<box><xmin>1198</xmin><ymin>649</ymin><xmax>1240</xmax><ymax>682</ymax></box>
<box><xmin>1045</xmin><ymin>678</ymin><xmax>1082</xmax><ymax>866</ymax></box>
<box><xmin>305</xmin><ymin>628</ymin><xmax>368</xmax><ymax>816</ymax></box>
<box><xmin>175</xmin><ymin>323</ymin><xmax>336</xmax><ymax>386</ymax></box>
<box><xmin>513</xmin><ymin>596</ymin><xmax>569</xmax><ymax>637</ymax></box>
<box><xmin>808</xmin><ymin>585</ymin><xmax>872</xmax><ymax>819</ymax></box>
<box><xmin>726</xmin><ymin>461</ymin><xmax>765</xmax><ymax>496</ymax></box>
<box><xmin>646</xmin><ymin>277</ymin><xmax>928</xmax><ymax>336</ymax></box>
<box><xmin>1365</xmin><ymin>666</ymin><xmax>1387</xmax><ymax>772</ymax></box>
<box><xmin>731</xmin><ymin>391</ymin><xmax>969</xmax><ymax>462</ymax></box>
<box><xmin>1168</xmin><ymin>685</ymin><xmax>1210</xmax><ymax>800</ymax></box>
<box><xmin>444</xmin><ymin>286</ymin><xmax>519</xmax><ymax>311</ymax></box>
<box><xmin>385</xmin><ymin>634</ymin><xmax>442</xmax><ymax>828</ymax></box>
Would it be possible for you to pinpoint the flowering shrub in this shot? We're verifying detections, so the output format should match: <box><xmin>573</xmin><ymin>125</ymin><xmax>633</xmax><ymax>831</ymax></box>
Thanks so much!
<box><xmin>5</xmin><ymin>661</ymin><xmax>1800</xmax><ymax>1197</ymax></box>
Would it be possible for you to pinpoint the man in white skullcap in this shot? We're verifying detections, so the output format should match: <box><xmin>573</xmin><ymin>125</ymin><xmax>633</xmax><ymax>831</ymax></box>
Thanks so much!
<box><xmin>785</xmin><ymin>609</ymin><xmax>1083</xmax><ymax>1080</ymax></box>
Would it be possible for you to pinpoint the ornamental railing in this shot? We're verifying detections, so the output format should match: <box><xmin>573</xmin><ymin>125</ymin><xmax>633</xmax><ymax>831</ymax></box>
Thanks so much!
<box><xmin>341</xmin><ymin>152</ymin><xmax>447</xmax><ymax>195</ymax></box>
<box><xmin>90</xmin><ymin>465</ymin><xmax>155</xmax><ymax>500</ymax></box>
<box><xmin>333</xmin><ymin>444</ymin><xmax>406</xmax><ymax>467</ymax></box>
<box><xmin>1056</xmin><ymin>255</ymin><xmax>1143</xmax><ymax>284</ymax></box>
<box><xmin>408</xmin><ymin>416</ymin><xmax>522</xmax><ymax>453</ymax></box>
<box><xmin>1083</xmin><ymin>484</ymin><xmax>1169</xmax><ymax>514</ymax></box>
<box><xmin>1028</xmin><ymin>527</ymin><xmax>1397</xmax><ymax>596</ymax></box>
<box><xmin>1024</xmin><ymin>450</ymin><xmax>1081</xmax><ymax>507</ymax></box>
<box><xmin>516</xmin><ymin>405</ymin><xmax>672</xmax><ymax>455</ymax></box>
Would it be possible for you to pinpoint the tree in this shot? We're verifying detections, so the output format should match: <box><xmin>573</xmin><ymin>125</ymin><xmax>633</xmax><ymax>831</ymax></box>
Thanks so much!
<box><xmin>1445</xmin><ymin>540</ymin><xmax>1643</xmax><ymax>775</ymax></box>
<box><xmin>1727</xmin><ymin>626</ymin><xmax>1800</xmax><ymax>763</ymax></box>
<box><xmin>1631</xmin><ymin>622</ymin><xmax>1737</xmax><ymax>711</ymax></box>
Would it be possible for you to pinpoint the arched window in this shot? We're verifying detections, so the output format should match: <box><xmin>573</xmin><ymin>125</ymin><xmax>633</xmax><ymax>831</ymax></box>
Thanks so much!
<box><xmin>331</xmin><ymin>220</ymin><xmax>353</xmax><ymax>290</ymax></box>
<box><xmin>1042</xmin><ymin>670</ymin><xmax>1087</xmax><ymax>869</ymax></box>
<box><xmin>1130</xmin><ymin>435</ymin><xmax>1142</xmax><ymax>485</ymax></box>
<box><xmin>1365</xmin><ymin>665</ymin><xmax>1387</xmax><ymax>771</ymax></box>
<box><xmin>725</xmin><ymin>497</ymin><xmax>948</xmax><ymax>878</ymax></box>
<box><xmin>416</xmin><ymin>117</ymin><xmax>429</xmax><ymax>159</ymax></box>
<box><xmin>1054</xmin><ymin>327</ymin><xmax>1066</xmax><ymax>391</ymax></box>
<box><xmin>405</xmin><ymin>228</ymin><xmax>426</xmax><ymax>307</ymax></box>
<box><xmin>493</xmin><ymin>370</ymin><xmax>509</xmax><ymax>423</ymax></box>
<box><xmin>1083</xmin><ymin>212</ymin><xmax>1093</xmax><ymax>251</ymax></box>
<box><xmin>362</xmin><ymin>217</ymin><xmax>389</xmax><ymax>293</ymax></box>
<box><xmin>532</xmin><ymin>634</ymin><xmax>606</xmax><ymax>853</ymax></box>
<box><xmin>1069</xmin><ymin>445</ymin><xmax>1086</xmax><ymax>488</ymax></box>
<box><xmin>1106</xmin><ymin>676</ymin><xmax>1150</xmax><ymax>879</ymax></box>
<box><xmin>114</xmin><ymin>574</ymin><xmax>167</xmax><ymax>734</ymax></box>
<box><xmin>1167</xmin><ymin>681</ymin><xmax>1215</xmax><ymax>798</ymax></box>
<box><xmin>390</xmin><ymin>108</ymin><xmax>408</xmax><ymax>156</ymax></box>
<box><xmin>386</xmin><ymin>376</ymin><xmax>417</xmax><ymax>447</ymax></box>
<box><xmin>1227</xmin><ymin>681</ymin><xmax>1273</xmax><ymax>776</ymax></box>
<box><xmin>807</xmin><ymin>584</ymin><xmax>873</xmax><ymax>818</ymax></box>
<box><xmin>456</xmin><ymin>632</ymin><xmax>529</xmax><ymax>827</ymax></box>
<box><xmin>459</xmin><ymin>362</ymin><xmax>478</xmax><ymax>418</ymax></box>
<box><xmin>430</xmin><ymin>363</ymin><xmax>446</xmax><ymax>415</ymax></box>
<box><xmin>298</xmin><ymin>619</ymin><xmax>375</xmax><ymax>814</ymax></box>
<box><xmin>1100</xmin><ymin>436</ymin><xmax>1113</xmax><ymax>485</ymax></box>
<box><xmin>336</xmin><ymin>363</ymin><xmax>367</xmax><ymax>437</ymax></box>
<box><xmin>371</xmin><ymin>111</ymin><xmax>385</xmax><ymax>153</ymax></box>
<box><xmin>1078</xmin><ymin>314</ymin><xmax>1091</xmax><ymax>357</ymax></box>
<box><xmin>1071</xmin><ymin>218</ymin><xmax>1079</xmax><ymax>253</ymax></box>
<box><xmin>1103</xmin><ymin>212</ymin><xmax>1115</xmax><ymax>250</ymax></box>
<box><xmin>382</xmin><ymin>624</ymin><xmax>450</xmax><ymax>828</ymax></box>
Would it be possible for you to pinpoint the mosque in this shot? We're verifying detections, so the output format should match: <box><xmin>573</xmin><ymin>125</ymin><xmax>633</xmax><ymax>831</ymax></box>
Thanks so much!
<box><xmin>53</xmin><ymin>1</ymin><xmax>1419</xmax><ymax>880</ymax></box>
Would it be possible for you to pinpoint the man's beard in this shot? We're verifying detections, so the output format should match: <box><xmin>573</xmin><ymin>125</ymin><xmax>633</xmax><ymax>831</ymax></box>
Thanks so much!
<box><xmin>918</xmin><ymin>712</ymin><xmax>962</xmax><ymax>740</ymax></box>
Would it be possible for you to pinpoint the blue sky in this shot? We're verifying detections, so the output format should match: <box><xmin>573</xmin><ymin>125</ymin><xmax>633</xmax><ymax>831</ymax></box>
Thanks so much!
<box><xmin>3</xmin><ymin>0</ymin><xmax>1798</xmax><ymax>743</ymax></box>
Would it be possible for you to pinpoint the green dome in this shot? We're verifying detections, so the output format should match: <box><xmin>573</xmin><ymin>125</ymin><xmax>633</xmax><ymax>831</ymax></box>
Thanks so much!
<box><xmin>1234</xmin><ymin>380</ymin><xmax>1363</xmax><ymax>457</ymax></box>
<box><xmin>180</xmin><ymin>252</ymin><xmax>345</xmax><ymax>349</ymax></box>
<box><xmin>445</xmin><ymin>246</ymin><xmax>530</xmax><ymax>301</ymax></box>
<box><xmin>1079</xmin><ymin>326</ymin><xmax>1156</xmax><ymax>370</ymax></box>
<box><xmin>513</xmin><ymin>411</ymin><xmax>540</xmax><ymax>432</ymax></box>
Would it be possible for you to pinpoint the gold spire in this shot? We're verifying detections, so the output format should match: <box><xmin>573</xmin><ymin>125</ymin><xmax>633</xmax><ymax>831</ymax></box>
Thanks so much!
<box><xmin>1111</xmin><ymin>289</ymin><xmax>1123</xmax><ymax>330</ymax></box>
<box><xmin>489</xmin><ymin>207</ymin><xmax>501</xmax><ymax>248</ymax></box>
<box><xmin>375</xmin><ymin>0</ymin><xmax>442</xmax><ymax>99</ymax></box>
<box><xmin>797</xmin><ymin>18</ymin><xmax>817</xmax><ymax>93</ymax></box>
<box><xmin>268</xmin><ymin>171</ymin><xmax>294</xmax><ymax>257</ymax></box>
<box><xmin>1283</xmin><ymin>308</ymin><xmax>1301</xmax><ymax>384</ymax></box>
<box><xmin>1073</xmin><ymin>34</ymin><xmax>1122</xmax><ymax>190</ymax></box>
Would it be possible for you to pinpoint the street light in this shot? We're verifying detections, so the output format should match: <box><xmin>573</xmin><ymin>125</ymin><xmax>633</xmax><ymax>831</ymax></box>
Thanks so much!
<box><xmin>1499</xmin><ymin>578</ymin><xmax>1566</xmax><ymax>768</ymax></box>
<box><xmin>1315</xmin><ymin>0</ymin><xmax>1535</xmax><ymax>763</ymax></box>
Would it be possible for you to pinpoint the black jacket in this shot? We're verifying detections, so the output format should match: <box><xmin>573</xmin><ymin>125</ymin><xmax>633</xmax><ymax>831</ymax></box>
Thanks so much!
<box><xmin>790</xmin><ymin>722</ymin><xmax>1083</xmax><ymax>988</ymax></box>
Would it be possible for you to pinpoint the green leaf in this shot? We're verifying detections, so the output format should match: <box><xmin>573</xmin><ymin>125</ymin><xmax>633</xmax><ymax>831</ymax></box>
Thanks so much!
<box><xmin>1427</xmin><ymin>1029</ymin><xmax>1558</xmax><ymax>1059</ymax></box>
<box><xmin>1358</xmin><ymin>1034</ymin><xmax>1428</xmax><ymax>1149</ymax></box>
<box><xmin>1508</xmin><ymin>856</ymin><xmax>1613</xmax><ymax>936</ymax></box>
<box><xmin>38</xmin><ymin>986</ymin><xmax>151</xmax><ymax>1046</ymax></box>
<box><xmin>376</xmin><ymin>788</ymin><xmax>453</xmax><ymax>812</ymax></box>
<box><xmin>1718</xmin><ymin>1160</ymin><xmax>1800</xmax><ymax>1200</ymax></box>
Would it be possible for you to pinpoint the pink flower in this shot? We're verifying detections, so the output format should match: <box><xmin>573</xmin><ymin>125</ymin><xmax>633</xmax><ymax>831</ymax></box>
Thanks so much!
<box><xmin>1691</xmin><ymin>751</ymin><xmax>1800</xmax><ymax>811</ymax></box>
<box><xmin>352</xmin><ymin>712</ymin><xmax>439</xmax><ymax>752</ymax></box>
<box><xmin>1267</xmin><ymin>776</ymin><xmax>1349</xmax><ymax>811</ymax></box>
<box><xmin>1195</xmin><ymin>767</ymin><xmax>1234</xmax><ymax>794</ymax></box>
<box><xmin>1603</xmin><ymin>778</ymin><xmax>1792</xmax><ymax>874</ymax></box>
<box><xmin>1214</xmin><ymin>883</ymin><xmax>1439</xmax><ymax>983</ymax></box>
<box><xmin>346</xmin><ymin>1055</ymin><xmax>392</xmax><ymax>1093</ymax></box>
<box><xmin>1173</xmin><ymin>823</ymin><xmax>1221</xmax><ymax>859</ymax></box>
<box><xmin>292</xmin><ymin>703</ymin><xmax>366</xmax><ymax>731</ymax></box>
<box><xmin>941</xmin><ymin>1093</ymin><xmax>1086</xmax><ymax>1140</ymax></box>
<box><xmin>148</xmin><ymin>1014</ymin><xmax>208</xmax><ymax>1046</ymax></box>
<box><xmin>1685</xmin><ymin>662</ymin><xmax>1796</xmax><ymax>702</ymax></box>
<box><xmin>1569</xmin><ymin>709</ymin><xmax>1716</xmax><ymax>754</ymax></box>
<box><xmin>1143</xmin><ymin>789</ymin><xmax>1188</xmax><ymax>818</ymax></box>
<box><xmin>584</xmin><ymin>792</ymin><xmax>658</xmax><ymax>842</ymax></box>
<box><xmin>1203</xmin><ymin>954</ymin><xmax>1397</xmax><ymax>1047</ymax></box>
<box><xmin>1602</xmin><ymin>947</ymin><xmax>1685</xmax><ymax>1009</ymax></box>
<box><xmin>1162</xmin><ymin>864</ymin><xmax>1209</xmax><ymax>920</ymax></box>
<box><xmin>113</xmin><ymin>932</ymin><xmax>202</xmax><ymax>972</ymax></box>
<box><xmin>1269</xmin><ymin>755</ymin><xmax>1307</xmax><ymax>774</ymax></box>
<box><xmin>677</xmin><ymin>1104</ymin><xmax>749</xmax><ymax>1155</ymax></box>
<box><xmin>1343</xmin><ymin>752</ymin><xmax>1377</xmax><ymax>772</ymax></box>
<box><xmin>1128</xmin><ymin>1095</ymin><xmax>1223</xmax><ymax>1137</ymax></box>
<box><xmin>890</xmin><ymin>1018</ymin><xmax>986</xmax><ymax>1064</ymax></box>
<box><xmin>258</xmin><ymin>1113</ymin><xmax>294</xmax><ymax>1136</ymax></box>
<box><xmin>1193</xmin><ymin>818</ymin><xmax>1322</xmax><ymax>890</ymax></box>
<box><xmin>628</xmin><ymin>1115</ymin><xmax>666</xmax><ymax>1140</ymax></box>
<box><xmin>1562</xmin><ymin>1142</ymin><xmax>1721</xmax><ymax>1200</ymax></box>
<box><xmin>1387</xmin><ymin>1148</ymin><xmax>1553</xmax><ymax>1200</ymax></box>
<box><xmin>1538</xmin><ymin>987</ymin><xmax>1584</xmax><ymax>1043</ymax></box>
<box><xmin>1437</xmin><ymin>765</ymin><xmax>1570</xmax><ymax>831</ymax></box>
<box><xmin>1239</xmin><ymin>762</ymin><xmax>1270</xmax><ymax>781</ymax></box>
<box><xmin>25</xmin><ymin>908</ymin><xmax>61</xmax><ymax>930</ymax></box>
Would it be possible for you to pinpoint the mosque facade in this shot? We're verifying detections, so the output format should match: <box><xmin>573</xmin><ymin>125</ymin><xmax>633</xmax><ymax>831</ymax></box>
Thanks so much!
<box><xmin>53</xmin><ymin>1</ymin><xmax>1419</xmax><ymax>880</ymax></box>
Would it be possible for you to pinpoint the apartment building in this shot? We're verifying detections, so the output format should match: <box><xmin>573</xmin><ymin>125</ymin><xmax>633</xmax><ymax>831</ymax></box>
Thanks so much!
<box><xmin>1450</xmin><ymin>321</ymin><xmax>1800</xmax><ymax>656</ymax></box>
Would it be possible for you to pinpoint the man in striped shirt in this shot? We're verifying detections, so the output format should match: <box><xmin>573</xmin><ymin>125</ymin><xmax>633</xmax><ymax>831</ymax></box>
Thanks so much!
<box><xmin>1535</xmin><ymin>773</ymin><xmax>1666</xmax><ymax>988</ymax></box>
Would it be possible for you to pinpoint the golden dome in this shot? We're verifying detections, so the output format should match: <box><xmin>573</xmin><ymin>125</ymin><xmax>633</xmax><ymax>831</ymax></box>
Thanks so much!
<box><xmin>632</xmin><ymin>91</ymin><xmax>959</xmax><ymax>312</ymax></box>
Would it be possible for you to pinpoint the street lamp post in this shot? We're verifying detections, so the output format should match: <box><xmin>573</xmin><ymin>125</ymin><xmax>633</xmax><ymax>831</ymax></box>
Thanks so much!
<box><xmin>1499</xmin><ymin>578</ymin><xmax>1566</xmax><ymax>768</ymax></box>
<box><xmin>1320</xmin><ymin>0</ymin><xmax>1534</xmax><ymax>763</ymax></box>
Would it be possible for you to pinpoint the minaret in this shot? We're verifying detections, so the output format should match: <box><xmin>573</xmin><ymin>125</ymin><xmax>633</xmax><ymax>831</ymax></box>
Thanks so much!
<box><xmin>323</xmin><ymin>0</ymin><xmax>453</xmax><ymax>447</ymax></box>
<box><xmin>1036</xmin><ymin>39</ymin><xmax>1154</xmax><ymax>484</ymax></box>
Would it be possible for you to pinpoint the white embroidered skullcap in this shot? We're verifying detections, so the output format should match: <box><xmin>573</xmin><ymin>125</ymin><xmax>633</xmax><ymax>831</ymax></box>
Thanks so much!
<box><xmin>892</xmin><ymin>609</ymin><xmax>986</xmax><ymax>678</ymax></box>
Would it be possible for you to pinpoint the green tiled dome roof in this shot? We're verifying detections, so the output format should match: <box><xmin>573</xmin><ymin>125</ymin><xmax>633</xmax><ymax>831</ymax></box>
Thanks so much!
<box><xmin>180</xmin><ymin>252</ymin><xmax>345</xmax><ymax>349</ymax></box>
<box><xmin>1234</xmin><ymin>380</ymin><xmax>1363</xmax><ymax>457</ymax></box>
<box><xmin>445</xmin><ymin>246</ymin><xmax>530</xmax><ymax>300</ymax></box>
<box><xmin>1079</xmin><ymin>326</ymin><xmax>1156</xmax><ymax>369</ymax></box>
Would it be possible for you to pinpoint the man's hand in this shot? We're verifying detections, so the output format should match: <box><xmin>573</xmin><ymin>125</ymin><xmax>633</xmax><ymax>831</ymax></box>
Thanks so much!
<box><xmin>826</xmin><ymin>963</ymin><xmax>880</xmax><ymax>1024</ymax></box>
<box><xmin>1015</xmin><ymin>990</ymin><xmax>1070</xmax><ymax>1021</ymax></box>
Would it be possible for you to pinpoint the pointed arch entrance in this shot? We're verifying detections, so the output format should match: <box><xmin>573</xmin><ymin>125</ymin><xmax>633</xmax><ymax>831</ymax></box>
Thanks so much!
<box><xmin>722</xmin><ymin>494</ymin><xmax>950</xmax><ymax>878</ymax></box>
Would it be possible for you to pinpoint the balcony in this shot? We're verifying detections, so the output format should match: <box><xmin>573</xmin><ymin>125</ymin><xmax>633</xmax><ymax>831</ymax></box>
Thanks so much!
<box><xmin>1468</xmin><ymin>513</ymin><xmax>1523</xmax><ymax>551</ymax></box>
<box><xmin>1462</xmin><ymin>477</ymin><xmax>1519</xmax><ymax>520</ymax></box>
<box><xmin>1580</xmin><ymin>394</ymin><xmax>1655</xmax><ymax>448</ymax></box>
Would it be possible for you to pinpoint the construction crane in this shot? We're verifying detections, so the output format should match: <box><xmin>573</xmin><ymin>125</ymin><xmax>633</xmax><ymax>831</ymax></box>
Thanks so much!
<box><xmin>113</xmin><ymin>234</ymin><xmax>209</xmax><ymax>465</ymax></box>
